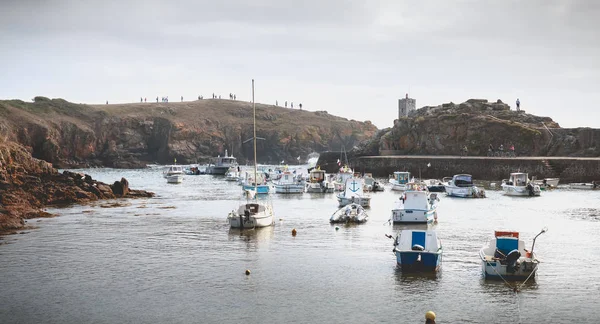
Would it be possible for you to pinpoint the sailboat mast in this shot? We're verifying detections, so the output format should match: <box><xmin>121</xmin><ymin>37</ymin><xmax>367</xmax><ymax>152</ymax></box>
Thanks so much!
<box><xmin>252</xmin><ymin>79</ymin><xmax>257</xmax><ymax>192</ymax></box>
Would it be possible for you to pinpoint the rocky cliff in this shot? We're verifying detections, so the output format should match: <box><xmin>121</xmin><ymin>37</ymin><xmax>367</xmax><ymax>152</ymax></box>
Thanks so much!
<box><xmin>0</xmin><ymin>140</ymin><xmax>154</xmax><ymax>232</ymax></box>
<box><xmin>357</xmin><ymin>99</ymin><xmax>599</xmax><ymax>157</ymax></box>
<box><xmin>0</xmin><ymin>97</ymin><xmax>378</xmax><ymax>168</ymax></box>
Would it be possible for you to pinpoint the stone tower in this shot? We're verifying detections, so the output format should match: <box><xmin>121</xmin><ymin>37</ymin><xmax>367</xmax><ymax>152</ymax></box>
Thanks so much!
<box><xmin>398</xmin><ymin>94</ymin><xmax>416</xmax><ymax>118</ymax></box>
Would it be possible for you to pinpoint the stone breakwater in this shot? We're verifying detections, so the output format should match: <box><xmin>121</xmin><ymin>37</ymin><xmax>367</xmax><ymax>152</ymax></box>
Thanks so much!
<box><xmin>317</xmin><ymin>152</ymin><xmax>600</xmax><ymax>183</ymax></box>
<box><xmin>0</xmin><ymin>141</ymin><xmax>154</xmax><ymax>233</ymax></box>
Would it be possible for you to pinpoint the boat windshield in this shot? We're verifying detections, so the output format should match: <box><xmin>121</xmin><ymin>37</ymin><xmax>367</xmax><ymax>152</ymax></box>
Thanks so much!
<box><xmin>395</xmin><ymin>172</ymin><xmax>410</xmax><ymax>184</ymax></box>
<box><xmin>454</xmin><ymin>175</ymin><xmax>473</xmax><ymax>187</ymax></box>
<box><xmin>509</xmin><ymin>173</ymin><xmax>528</xmax><ymax>186</ymax></box>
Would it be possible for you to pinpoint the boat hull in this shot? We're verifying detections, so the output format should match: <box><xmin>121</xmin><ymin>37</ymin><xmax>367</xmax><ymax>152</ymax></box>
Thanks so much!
<box><xmin>480</xmin><ymin>250</ymin><xmax>539</xmax><ymax>280</ymax></box>
<box><xmin>445</xmin><ymin>185</ymin><xmax>484</xmax><ymax>198</ymax></box>
<box><xmin>228</xmin><ymin>212</ymin><xmax>274</xmax><ymax>229</ymax></box>
<box><xmin>501</xmin><ymin>184</ymin><xmax>541</xmax><ymax>196</ymax></box>
<box><xmin>391</xmin><ymin>183</ymin><xmax>408</xmax><ymax>191</ymax></box>
<box><xmin>569</xmin><ymin>183</ymin><xmax>598</xmax><ymax>190</ymax></box>
<box><xmin>274</xmin><ymin>184</ymin><xmax>304</xmax><ymax>194</ymax></box>
<box><xmin>330</xmin><ymin>204</ymin><xmax>369</xmax><ymax>223</ymax></box>
<box><xmin>206</xmin><ymin>166</ymin><xmax>231</xmax><ymax>175</ymax></box>
<box><xmin>306</xmin><ymin>183</ymin><xmax>334</xmax><ymax>193</ymax></box>
<box><xmin>166</xmin><ymin>175</ymin><xmax>183</xmax><ymax>184</ymax></box>
<box><xmin>242</xmin><ymin>184</ymin><xmax>270</xmax><ymax>194</ymax></box>
<box><xmin>395</xmin><ymin>251</ymin><xmax>442</xmax><ymax>272</ymax></box>
<box><xmin>392</xmin><ymin>208</ymin><xmax>436</xmax><ymax>224</ymax></box>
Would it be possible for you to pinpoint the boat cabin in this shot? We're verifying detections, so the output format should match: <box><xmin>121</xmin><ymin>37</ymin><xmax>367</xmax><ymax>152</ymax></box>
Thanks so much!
<box><xmin>165</xmin><ymin>166</ymin><xmax>183</xmax><ymax>174</ymax></box>
<box><xmin>452</xmin><ymin>174</ymin><xmax>474</xmax><ymax>187</ymax></box>
<box><xmin>309</xmin><ymin>169</ymin><xmax>326</xmax><ymax>183</ymax></box>
<box><xmin>214</xmin><ymin>150</ymin><xmax>237</xmax><ymax>167</ymax></box>
<box><xmin>402</xmin><ymin>191</ymin><xmax>430</xmax><ymax>210</ymax></box>
<box><xmin>237</xmin><ymin>203</ymin><xmax>265</xmax><ymax>216</ymax></box>
<box><xmin>393</xmin><ymin>171</ymin><xmax>411</xmax><ymax>184</ymax></box>
<box><xmin>396</xmin><ymin>230</ymin><xmax>440</xmax><ymax>252</ymax></box>
<box><xmin>507</xmin><ymin>173</ymin><xmax>530</xmax><ymax>186</ymax></box>
<box><xmin>494</xmin><ymin>231</ymin><xmax>525</xmax><ymax>259</ymax></box>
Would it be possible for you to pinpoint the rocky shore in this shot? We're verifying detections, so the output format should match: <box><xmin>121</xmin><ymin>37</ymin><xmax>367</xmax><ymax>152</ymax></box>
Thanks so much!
<box><xmin>0</xmin><ymin>141</ymin><xmax>154</xmax><ymax>233</ymax></box>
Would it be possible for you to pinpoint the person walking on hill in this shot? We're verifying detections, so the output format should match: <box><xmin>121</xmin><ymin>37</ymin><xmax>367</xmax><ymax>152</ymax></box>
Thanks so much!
<box><xmin>516</xmin><ymin>98</ymin><xmax>521</xmax><ymax>111</ymax></box>
<box><xmin>299</xmin><ymin>103</ymin><xmax>302</xmax><ymax>110</ymax></box>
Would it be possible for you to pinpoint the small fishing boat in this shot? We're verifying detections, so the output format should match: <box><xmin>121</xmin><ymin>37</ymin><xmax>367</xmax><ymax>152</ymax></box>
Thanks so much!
<box><xmin>333</xmin><ymin>165</ymin><xmax>354</xmax><ymax>191</ymax></box>
<box><xmin>305</xmin><ymin>168</ymin><xmax>335</xmax><ymax>193</ymax></box>
<box><xmin>241</xmin><ymin>172</ymin><xmax>271</xmax><ymax>194</ymax></box>
<box><xmin>389</xmin><ymin>171</ymin><xmax>412</xmax><ymax>191</ymax></box>
<box><xmin>425</xmin><ymin>179</ymin><xmax>446</xmax><ymax>193</ymax></box>
<box><xmin>391</xmin><ymin>189</ymin><xmax>439</xmax><ymax>224</ymax></box>
<box><xmin>337</xmin><ymin>177</ymin><xmax>371</xmax><ymax>207</ymax></box>
<box><xmin>533</xmin><ymin>178</ymin><xmax>560</xmax><ymax>188</ymax></box>
<box><xmin>392</xmin><ymin>230</ymin><xmax>442</xmax><ymax>272</ymax></box>
<box><xmin>274</xmin><ymin>169</ymin><xmax>304</xmax><ymax>194</ymax></box>
<box><xmin>568</xmin><ymin>182</ymin><xmax>598</xmax><ymax>190</ymax></box>
<box><xmin>501</xmin><ymin>173</ymin><xmax>541</xmax><ymax>196</ymax></box>
<box><xmin>444</xmin><ymin>174</ymin><xmax>485</xmax><ymax>198</ymax></box>
<box><xmin>363</xmin><ymin>173</ymin><xmax>384</xmax><ymax>192</ymax></box>
<box><xmin>225</xmin><ymin>167</ymin><xmax>240</xmax><ymax>181</ymax></box>
<box><xmin>330</xmin><ymin>203</ymin><xmax>369</xmax><ymax>224</ymax></box>
<box><xmin>227</xmin><ymin>79</ymin><xmax>275</xmax><ymax>229</ymax></box>
<box><xmin>163</xmin><ymin>165</ymin><xmax>184</xmax><ymax>184</ymax></box>
<box><xmin>479</xmin><ymin>228</ymin><xmax>547</xmax><ymax>280</ymax></box>
<box><xmin>206</xmin><ymin>150</ymin><xmax>238</xmax><ymax>175</ymax></box>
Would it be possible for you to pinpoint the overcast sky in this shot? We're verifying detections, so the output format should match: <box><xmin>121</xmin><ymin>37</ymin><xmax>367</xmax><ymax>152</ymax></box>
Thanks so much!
<box><xmin>1</xmin><ymin>0</ymin><xmax>599</xmax><ymax>129</ymax></box>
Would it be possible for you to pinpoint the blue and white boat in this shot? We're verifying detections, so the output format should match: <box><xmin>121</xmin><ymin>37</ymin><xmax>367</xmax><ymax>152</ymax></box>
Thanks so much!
<box><xmin>479</xmin><ymin>228</ymin><xmax>547</xmax><ymax>280</ymax></box>
<box><xmin>393</xmin><ymin>230</ymin><xmax>442</xmax><ymax>272</ymax></box>
<box><xmin>274</xmin><ymin>169</ymin><xmax>304</xmax><ymax>194</ymax></box>
<box><xmin>389</xmin><ymin>171</ymin><xmax>412</xmax><ymax>191</ymax></box>
<box><xmin>391</xmin><ymin>190</ymin><xmax>438</xmax><ymax>224</ymax></box>
<box><xmin>242</xmin><ymin>171</ymin><xmax>270</xmax><ymax>194</ymax></box>
<box><xmin>337</xmin><ymin>177</ymin><xmax>371</xmax><ymax>207</ymax></box>
<box><xmin>444</xmin><ymin>174</ymin><xmax>486</xmax><ymax>198</ymax></box>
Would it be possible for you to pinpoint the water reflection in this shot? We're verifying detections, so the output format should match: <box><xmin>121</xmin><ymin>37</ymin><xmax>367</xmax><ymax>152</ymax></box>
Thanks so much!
<box><xmin>227</xmin><ymin>226</ymin><xmax>275</xmax><ymax>250</ymax></box>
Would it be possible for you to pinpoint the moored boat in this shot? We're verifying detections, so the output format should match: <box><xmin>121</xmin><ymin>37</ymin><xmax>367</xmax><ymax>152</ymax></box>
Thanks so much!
<box><xmin>568</xmin><ymin>182</ymin><xmax>598</xmax><ymax>190</ymax></box>
<box><xmin>274</xmin><ymin>169</ymin><xmax>304</xmax><ymax>194</ymax></box>
<box><xmin>227</xmin><ymin>79</ymin><xmax>275</xmax><ymax>229</ymax></box>
<box><xmin>330</xmin><ymin>203</ymin><xmax>369</xmax><ymax>223</ymax></box>
<box><xmin>389</xmin><ymin>171</ymin><xmax>412</xmax><ymax>191</ymax></box>
<box><xmin>305</xmin><ymin>168</ymin><xmax>335</xmax><ymax>193</ymax></box>
<box><xmin>479</xmin><ymin>228</ymin><xmax>547</xmax><ymax>280</ymax></box>
<box><xmin>206</xmin><ymin>150</ymin><xmax>238</xmax><ymax>175</ymax></box>
<box><xmin>363</xmin><ymin>173</ymin><xmax>384</xmax><ymax>192</ymax></box>
<box><xmin>333</xmin><ymin>165</ymin><xmax>354</xmax><ymax>191</ymax></box>
<box><xmin>225</xmin><ymin>167</ymin><xmax>241</xmax><ymax>181</ymax></box>
<box><xmin>444</xmin><ymin>174</ymin><xmax>485</xmax><ymax>198</ymax></box>
<box><xmin>533</xmin><ymin>178</ymin><xmax>560</xmax><ymax>188</ymax></box>
<box><xmin>501</xmin><ymin>173</ymin><xmax>541</xmax><ymax>196</ymax></box>
<box><xmin>337</xmin><ymin>177</ymin><xmax>371</xmax><ymax>207</ymax></box>
<box><xmin>163</xmin><ymin>165</ymin><xmax>184</xmax><ymax>184</ymax></box>
<box><xmin>391</xmin><ymin>190</ymin><xmax>439</xmax><ymax>224</ymax></box>
<box><xmin>392</xmin><ymin>230</ymin><xmax>442</xmax><ymax>272</ymax></box>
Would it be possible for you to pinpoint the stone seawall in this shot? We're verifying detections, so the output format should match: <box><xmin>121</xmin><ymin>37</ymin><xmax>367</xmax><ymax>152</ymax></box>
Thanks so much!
<box><xmin>316</xmin><ymin>152</ymin><xmax>600</xmax><ymax>182</ymax></box>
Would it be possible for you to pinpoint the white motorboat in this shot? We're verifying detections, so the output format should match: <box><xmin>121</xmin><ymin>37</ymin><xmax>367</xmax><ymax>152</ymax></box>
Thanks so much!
<box><xmin>389</xmin><ymin>171</ymin><xmax>413</xmax><ymax>191</ymax></box>
<box><xmin>333</xmin><ymin>165</ymin><xmax>354</xmax><ymax>191</ymax></box>
<box><xmin>568</xmin><ymin>182</ymin><xmax>599</xmax><ymax>190</ymax></box>
<box><xmin>363</xmin><ymin>173</ymin><xmax>384</xmax><ymax>192</ymax></box>
<box><xmin>501</xmin><ymin>173</ymin><xmax>541</xmax><ymax>196</ymax></box>
<box><xmin>392</xmin><ymin>230</ymin><xmax>442</xmax><ymax>272</ymax></box>
<box><xmin>479</xmin><ymin>228</ymin><xmax>547</xmax><ymax>280</ymax></box>
<box><xmin>163</xmin><ymin>165</ymin><xmax>184</xmax><ymax>184</ymax></box>
<box><xmin>391</xmin><ymin>190</ymin><xmax>439</xmax><ymax>224</ymax></box>
<box><xmin>225</xmin><ymin>166</ymin><xmax>240</xmax><ymax>181</ymax></box>
<box><xmin>306</xmin><ymin>168</ymin><xmax>335</xmax><ymax>193</ymax></box>
<box><xmin>533</xmin><ymin>178</ymin><xmax>560</xmax><ymax>188</ymax></box>
<box><xmin>206</xmin><ymin>150</ymin><xmax>238</xmax><ymax>175</ymax></box>
<box><xmin>227</xmin><ymin>80</ymin><xmax>274</xmax><ymax>229</ymax></box>
<box><xmin>444</xmin><ymin>174</ymin><xmax>485</xmax><ymax>198</ymax></box>
<box><xmin>330</xmin><ymin>203</ymin><xmax>369</xmax><ymax>224</ymax></box>
<box><xmin>274</xmin><ymin>169</ymin><xmax>304</xmax><ymax>194</ymax></box>
<box><xmin>336</xmin><ymin>177</ymin><xmax>371</xmax><ymax>207</ymax></box>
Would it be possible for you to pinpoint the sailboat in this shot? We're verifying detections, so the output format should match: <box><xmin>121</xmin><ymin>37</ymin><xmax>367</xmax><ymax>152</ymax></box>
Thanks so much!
<box><xmin>227</xmin><ymin>79</ymin><xmax>275</xmax><ymax>229</ymax></box>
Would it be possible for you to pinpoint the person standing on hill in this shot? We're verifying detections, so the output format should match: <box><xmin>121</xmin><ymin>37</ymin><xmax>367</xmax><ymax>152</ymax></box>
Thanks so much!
<box><xmin>299</xmin><ymin>103</ymin><xmax>302</xmax><ymax>110</ymax></box>
<box><xmin>285</xmin><ymin>101</ymin><xmax>287</xmax><ymax>108</ymax></box>
<box><xmin>181</xmin><ymin>96</ymin><xmax>183</xmax><ymax>102</ymax></box>
<box><xmin>516</xmin><ymin>98</ymin><xmax>520</xmax><ymax>111</ymax></box>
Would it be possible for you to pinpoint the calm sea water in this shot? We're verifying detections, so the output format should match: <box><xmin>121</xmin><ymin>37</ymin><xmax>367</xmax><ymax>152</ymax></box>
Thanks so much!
<box><xmin>1</xmin><ymin>167</ymin><xmax>599</xmax><ymax>324</ymax></box>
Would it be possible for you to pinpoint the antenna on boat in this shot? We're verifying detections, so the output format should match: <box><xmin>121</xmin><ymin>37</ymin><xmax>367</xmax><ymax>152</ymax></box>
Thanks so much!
<box><xmin>530</xmin><ymin>227</ymin><xmax>548</xmax><ymax>256</ymax></box>
<box><xmin>252</xmin><ymin>79</ymin><xmax>257</xmax><ymax>195</ymax></box>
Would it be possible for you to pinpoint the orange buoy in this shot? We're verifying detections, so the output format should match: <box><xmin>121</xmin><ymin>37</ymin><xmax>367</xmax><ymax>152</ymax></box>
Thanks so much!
<box><xmin>292</xmin><ymin>228</ymin><xmax>297</xmax><ymax>236</ymax></box>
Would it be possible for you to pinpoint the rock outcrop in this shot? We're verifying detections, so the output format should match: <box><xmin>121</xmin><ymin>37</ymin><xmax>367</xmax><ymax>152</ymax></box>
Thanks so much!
<box><xmin>0</xmin><ymin>97</ymin><xmax>378</xmax><ymax>168</ymax></box>
<box><xmin>356</xmin><ymin>99</ymin><xmax>599</xmax><ymax>157</ymax></box>
<box><xmin>0</xmin><ymin>140</ymin><xmax>154</xmax><ymax>233</ymax></box>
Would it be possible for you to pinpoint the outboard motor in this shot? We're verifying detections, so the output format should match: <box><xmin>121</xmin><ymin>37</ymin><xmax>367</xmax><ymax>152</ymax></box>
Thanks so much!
<box><xmin>527</xmin><ymin>183</ymin><xmax>535</xmax><ymax>196</ymax></box>
<box><xmin>505</xmin><ymin>249</ymin><xmax>521</xmax><ymax>273</ymax></box>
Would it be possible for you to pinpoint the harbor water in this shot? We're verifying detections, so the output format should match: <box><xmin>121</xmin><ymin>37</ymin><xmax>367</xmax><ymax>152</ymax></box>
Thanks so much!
<box><xmin>1</xmin><ymin>167</ymin><xmax>599</xmax><ymax>323</ymax></box>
